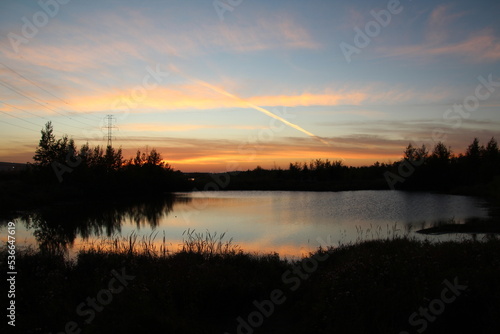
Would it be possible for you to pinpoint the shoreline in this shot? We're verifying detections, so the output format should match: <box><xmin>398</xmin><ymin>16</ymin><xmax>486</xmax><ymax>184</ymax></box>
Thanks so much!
<box><xmin>3</xmin><ymin>237</ymin><xmax>500</xmax><ymax>333</ymax></box>
<box><xmin>2</xmin><ymin>176</ymin><xmax>498</xmax><ymax>213</ymax></box>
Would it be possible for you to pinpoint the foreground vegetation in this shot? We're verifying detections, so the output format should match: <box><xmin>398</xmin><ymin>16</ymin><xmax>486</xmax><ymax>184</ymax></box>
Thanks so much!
<box><xmin>3</xmin><ymin>234</ymin><xmax>500</xmax><ymax>333</ymax></box>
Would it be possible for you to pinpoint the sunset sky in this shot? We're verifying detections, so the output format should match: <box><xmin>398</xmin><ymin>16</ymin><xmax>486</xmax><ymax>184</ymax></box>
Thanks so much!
<box><xmin>1</xmin><ymin>0</ymin><xmax>499</xmax><ymax>172</ymax></box>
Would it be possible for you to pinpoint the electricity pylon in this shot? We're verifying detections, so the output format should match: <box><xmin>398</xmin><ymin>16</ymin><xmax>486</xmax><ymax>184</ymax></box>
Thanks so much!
<box><xmin>103</xmin><ymin>115</ymin><xmax>117</xmax><ymax>147</ymax></box>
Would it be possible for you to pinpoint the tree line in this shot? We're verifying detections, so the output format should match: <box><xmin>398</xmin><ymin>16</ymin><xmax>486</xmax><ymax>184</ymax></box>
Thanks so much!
<box><xmin>7</xmin><ymin>121</ymin><xmax>500</xmax><ymax>197</ymax></box>
<box><xmin>29</xmin><ymin>122</ymin><xmax>188</xmax><ymax>194</ymax></box>
<box><xmin>389</xmin><ymin>138</ymin><xmax>500</xmax><ymax>192</ymax></box>
<box><xmin>213</xmin><ymin>137</ymin><xmax>500</xmax><ymax>194</ymax></box>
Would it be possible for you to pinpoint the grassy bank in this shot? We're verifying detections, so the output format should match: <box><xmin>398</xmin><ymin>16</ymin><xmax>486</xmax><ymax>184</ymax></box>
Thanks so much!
<box><xmin>2</xmin><ymin>236</ymin><xmax>500</xmax><ymax>333</ymax></box>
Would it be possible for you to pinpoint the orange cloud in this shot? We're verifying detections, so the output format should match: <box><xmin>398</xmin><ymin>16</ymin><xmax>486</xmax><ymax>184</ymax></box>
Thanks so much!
<box><xmin>115</xmin><ymin>134</ymin><xmax>405</xmax><ymax>172</ymax></box>
<box><xmin>4</xmin><ymin>119</ymin><xmax>496</xmax><ymax>170</ymax></box>
<box><xmin>169</xmin><ymin>68</ymin><xmax>328</xmax><ymax>145</ymax></box>
<box><xmin>50</xmin><ymin>85</ymin><xmax>372</xmax><ymax>113</ymax></box>
<box><xmin>118</xmin><ymin>123</ymin><xmax>266</xmax><ymax>132</ymax></box>
<box><xmin>1</xmin><ymin>81</ymin><xmax>450</xmax><ymax>122</ymax></box>
<box><xmin>53</xmin><ymin>77</ymin><xmax>453</xmax><ymax>115</ymax></box>
<box><xmin>249</xmin><ymin>91</ymin><xmax>367</xmax><ymax>107</ymax></box>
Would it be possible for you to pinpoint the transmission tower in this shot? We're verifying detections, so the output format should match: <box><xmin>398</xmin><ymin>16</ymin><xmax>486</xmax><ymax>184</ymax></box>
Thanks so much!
<box><xmin>103</xmin><ymin>115</ymin><xmax>117</xmax><ymax>147</ymax></box>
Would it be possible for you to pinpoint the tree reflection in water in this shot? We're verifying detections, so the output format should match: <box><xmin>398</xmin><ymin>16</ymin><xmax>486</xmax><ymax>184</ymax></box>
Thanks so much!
<box><xmin>15</xmin><ymin>194</ymin><xmax>189</xmax><ymax>254</ymax></box>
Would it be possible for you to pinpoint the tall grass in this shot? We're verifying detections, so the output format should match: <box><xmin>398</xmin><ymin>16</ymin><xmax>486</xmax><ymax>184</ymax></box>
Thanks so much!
<box><xmin>181</xmin><ymin>228</ymin><xmax>241</xmax><ymax>258</ymax></box>
<box><xmin>77</xmin><ymin>229</ymin><xmax>240</xmax><ymax>259</ymax></box>
<box><xmin>80</xmin><ymin>231</ymin><xmax>170</xmax><ymax>258</ymax></box>
<box><xmin>3</xmin><ymin>229</ymin><xmax>500</xmax><ymax>334</ymax></box>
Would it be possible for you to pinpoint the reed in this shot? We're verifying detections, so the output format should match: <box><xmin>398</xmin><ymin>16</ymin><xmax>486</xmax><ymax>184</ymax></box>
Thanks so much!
<box><xmin>181</xmin><ymin>228</ymin><xmax>241</xmax><ymax>258</ymax></box>
<box><xmin>2</xmin><ymin>234</ymin><xmax>500</xmax><ymax>334</ymax></box>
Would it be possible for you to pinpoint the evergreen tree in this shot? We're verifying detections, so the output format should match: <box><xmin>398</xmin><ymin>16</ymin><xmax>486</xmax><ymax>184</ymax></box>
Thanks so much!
<box><xmin>465</xmin><ymin>137</ymin><xmax>482</xmax><ymax>161</ymax></box>
<box><xmin>146</xmin><ymin>148</ymin><xmax>163</xmax><ymax>166</ymax></box>
<box><xmin>33</xmin><ymin>122</ymin><xmax>57</xmax><ymax>167</ymax></box>
<box><xmin>429</xmin><ymin>142</ymin><xmax>452</xmax><ymax>164</ymax></box>
<box><xmin>104</xmin><ymin>146</ymin><xmax>123</xmax><ymax>171</ymax></box>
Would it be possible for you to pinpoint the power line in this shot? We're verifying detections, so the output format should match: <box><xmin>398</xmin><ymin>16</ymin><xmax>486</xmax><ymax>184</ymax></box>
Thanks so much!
<box><xmin>0</xmin><ymin>62</ymin><xmax>70</xmax><ymax>105</ymax></box>
<box><xmin>0</xmin><ymin>117</ymin><xmax>66</xmax><ymax>141</ymax></box>
<box><xmin>0</xmin><ymin>101</ymin><xmax>48</xmax><ymax>119</ymax></box>
<box><xmin>0</xmin><ymin>119</ymin><xmax>39</xmax><ymax>132</ymax></box>
<box><xmin>0</xmin><ymin>79</ymin><xmax>93</xmax><ymax>126</ymax></box>
<box><xmin>0</xmin><ymin>100</ymin><xmax>92</xmax><ymax>132</ymax></box>
<box><xmin>0</xmin><ymin>109</ymin><xmax>44</xmax><ymax>128</ymax></box>
<box><xmin>0</xmin><ymin>80</ymin><xmax>94</xmax><ymax>129</ymax></box>
<box><xmin>0</xmin><ymin>62</ymin><xmax>102</xmax><ymax>122</ymax></box>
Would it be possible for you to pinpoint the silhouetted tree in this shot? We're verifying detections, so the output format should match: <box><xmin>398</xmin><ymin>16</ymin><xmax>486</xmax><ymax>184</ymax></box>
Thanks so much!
<box><xmin>484</xmin><ymin>137</ymin><xmax>499</xmax><ymax>162</ymax></box>
<box><xmin>481</xmin><ymin>137</ymin><xmax>500</xmax><ymax>182</ymax></box>
<box><xmin>79</xmin><ymin>142</ymin><xmax>91</xmax><ymax>168</ymax></box>
<box><xmin>104</xmin><ymin>145</ymin><xmax>123</xmax><ymax>172</ymax></box>
<box><xmin>403</xmin><ymin>143</ymin><xmax>428</xmax><ymax>165</ymax></box>
<box><xmin>465</xmin><ymin>138</ymin><xmax>482</xmax><ymax>161</ymax></box>
<box><xmin>146</xmin><ymin>148</ymin><xmax>162</xmax><ymax>166</ymax></box>
<box><xmin>427</xmin><ymin>142</ymin><xmax>452</xmax><ymax>169</ymax></box>
<box><xmin>33</xmin><ymin>122</ymin><xmax>57</xmax><ymax>167</ymax></box>
<box><xmin>133</xmin><ymin>150</ymin><xmax>147</xmax><ymax>166</ymax></box>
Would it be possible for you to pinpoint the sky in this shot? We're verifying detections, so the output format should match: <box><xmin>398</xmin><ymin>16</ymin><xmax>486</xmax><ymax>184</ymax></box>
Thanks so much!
<box><xmin>0</xmin><ymin>0</ymin><xmax>499</xmax><ymax>172</ymax></box>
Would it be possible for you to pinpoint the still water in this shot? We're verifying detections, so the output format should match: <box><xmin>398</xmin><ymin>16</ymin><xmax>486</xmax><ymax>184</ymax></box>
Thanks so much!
<box><xmin>2</xmin><ymin>190</ymin><xmax>492</xmax><ymax>258</ymax></box>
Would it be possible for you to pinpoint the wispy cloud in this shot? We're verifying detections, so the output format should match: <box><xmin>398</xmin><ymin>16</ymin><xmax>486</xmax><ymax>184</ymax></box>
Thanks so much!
<box><xmin>426</xmin><ymin>4</ymin><xmax>466</xmax><ymax>45</ymax></box>
<box><xmin>380</xmin><ymin>30</ymin><xmax>500</xmax><ymax>63</ymax></box>
<box><xmin>1</xmin><ymin>78</ymin><xmax>455</xmax><ymax>117</ymax></box>
<box><xmin>318</xmin><ymin>118</ymin><xmax>500</xmax><ymax>154</ymax></box>
<box><xmin>118</xmin><ymin>123</ymin><xmax>266</xmax><ymax>132</ymax></box>
<box><xmin>376</xmin><ymin>5</ymin><xmax>500</xmax><ymax>62</ymax></box>
<box><xmin>8</xmin><ymin>119</ymin><xmax>498</xmax><ymax>171</ymax></box>
<box><xmin>53</xmin><ymin>85</ymin><xmax>370</xmax><ymax>112</ymax></box>
<box><xmin>1</xmin><ymin>0</ymin><xmax>498</xmax><ymax>168</ymax></box>
<box><xmin>213</xmin><ymin>16</ymin><xmax>320</xmax><ymax>52</ymax></box>
<box><xmin>1</xmin><ymin>8</ymin><xmax>319</xmax><ymax>71</ymax></box>
<box><xmin>77</xmin><ymin>134</ymin><xmax>405</xmax><ymax>169</ymax></box>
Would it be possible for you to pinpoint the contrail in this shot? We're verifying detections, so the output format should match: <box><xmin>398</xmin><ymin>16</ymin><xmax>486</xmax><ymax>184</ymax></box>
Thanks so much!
<box><xmin>169</xmin><ymin>65</ymin><xmax>329</xmax><ymax>145</ymax></box>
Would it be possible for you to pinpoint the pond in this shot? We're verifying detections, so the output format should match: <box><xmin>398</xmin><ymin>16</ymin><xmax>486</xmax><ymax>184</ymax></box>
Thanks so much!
<box><xmin>1</xmin><ymin>190</ymin><xmax>493</xmax><ymax>259</ymax></box>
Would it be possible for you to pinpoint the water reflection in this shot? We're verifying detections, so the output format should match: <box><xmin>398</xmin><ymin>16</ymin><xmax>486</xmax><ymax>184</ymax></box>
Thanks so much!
<box><xmin>0</xmin><ymin>191</ymin><xmax>497</xmax><ymax>258</ymax></box>
<box><xmin>9</xmin><ymin>195</ymin><xmax>187</xmax><ymax>254</ymax></box>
